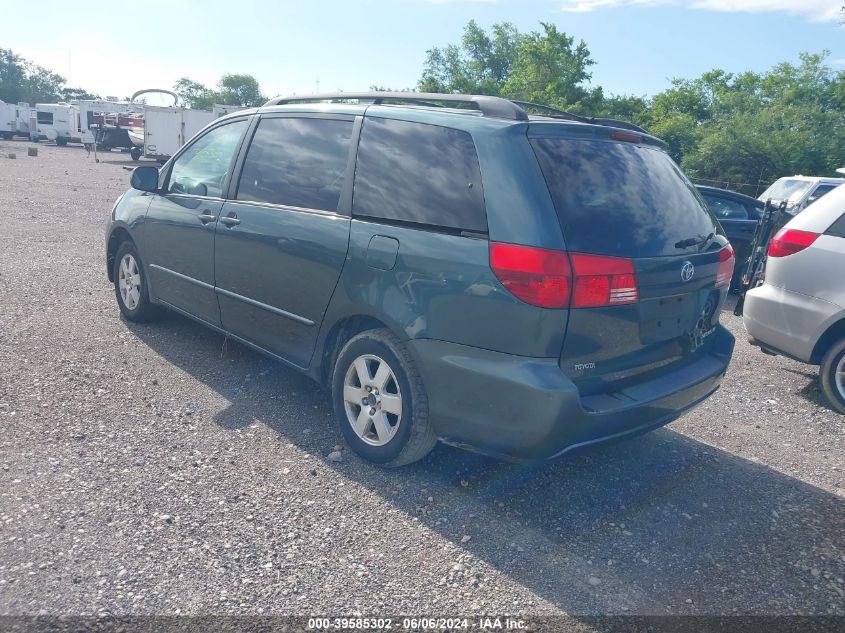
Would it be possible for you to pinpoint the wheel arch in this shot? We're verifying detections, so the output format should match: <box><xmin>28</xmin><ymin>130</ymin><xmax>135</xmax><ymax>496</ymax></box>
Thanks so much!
<box><xmin>106</xmin><ymin>226</ymin><xmax>135</xmax><ymax>282</ymax></box>
<box><xmin>312</xmin><ymin>310</ymin><xmax>426</xmax><ymax>386</ymax></box>
<box><xmin>811</xmin><ymin>313</ymin><xmax>845</xmax><ymax>364</ymax></box>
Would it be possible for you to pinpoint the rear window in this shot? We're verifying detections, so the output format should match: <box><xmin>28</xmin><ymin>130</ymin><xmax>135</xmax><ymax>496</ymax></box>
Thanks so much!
<box><xmin>759</xmin><ymin>178</ymin><xmax>812</xmax><ymax>202</ymax></box>
<box><xmin>700</xmin><ymin>194</ymin><xmax>748</xmax><ymax>220</ymax></box>
<box><xmin>352</xmin><ymin>117</ymin><xmax>486</xmax><ymax>233</ymax></box>
<box><xmin>530</xmin><ymin>138</ymin><xmax>719</xmax><ymax>258</ymax></box>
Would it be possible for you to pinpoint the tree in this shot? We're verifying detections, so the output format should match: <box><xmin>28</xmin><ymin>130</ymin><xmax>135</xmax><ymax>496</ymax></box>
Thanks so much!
<box><xmin>217</xmin><ymin>73</ymin><xmax>265</xmax><ymax>107</ymax></box>
<box><xmin>61</xmin><ymin>87</ymin><xmax>100</xmax><ymax>101</ymax></box>
<box><xmin>418</xmin><ymin>21</ymin><xmax>599</xmax><ymax>112</ymax></box>
<box><xmin>501</xmin><ymin>22</ymin><xmax>600</xmax><ymax>113</ymax></box>
<box><xmin>174</xmin><ymin>77</ymin><xmax>215</xmax><ymax>109</ymax></box>
<box><xmin>0</xmin><ymin>48</ymin><xmax>67</xmax><ymax>104</ymax></box>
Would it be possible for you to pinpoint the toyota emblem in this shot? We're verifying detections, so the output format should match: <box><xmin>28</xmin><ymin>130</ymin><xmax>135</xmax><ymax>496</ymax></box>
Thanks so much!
<box><xmin>681</xmin><ymin>261</ymin><xmax>695</xmax><ymax>282</ymax></box>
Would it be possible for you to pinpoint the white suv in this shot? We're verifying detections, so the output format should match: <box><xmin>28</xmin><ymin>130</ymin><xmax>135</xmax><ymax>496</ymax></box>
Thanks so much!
<box><xmin>758</xmin><ymin>175</ymin><xmax>844</xmax><ymax>216</ymax></box>
<box><xmin>744</xmin><ymin>184</ymin><xmax>845</xmax><ymax>413</ymax></box>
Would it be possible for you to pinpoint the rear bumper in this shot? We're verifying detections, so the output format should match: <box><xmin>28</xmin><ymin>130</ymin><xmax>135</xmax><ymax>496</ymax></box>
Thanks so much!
<box><xmin>410</xmin><ymin>326</ymin><xmax>734</xmax><ymax>460</ymax></box>
<box><xmin>743</xmin><ymin>284</ymin><xmax>841</xmax><ymax>363</ymax></box>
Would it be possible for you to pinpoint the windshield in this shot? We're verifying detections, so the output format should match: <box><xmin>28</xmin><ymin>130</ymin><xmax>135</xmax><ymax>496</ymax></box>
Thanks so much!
<box><xmin>758</xmin><ymin>179</ymin><xmax>812</xmax><ymax>202</ymax></box>
<box><xmin>530</xmin><ymin>138</ymin><xmax>720</xmax><ymax>258</ymax></box>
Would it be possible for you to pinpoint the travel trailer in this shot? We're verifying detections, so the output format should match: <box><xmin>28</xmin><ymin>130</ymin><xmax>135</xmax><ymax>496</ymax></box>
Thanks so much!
<box><xmin>30</xmin><ymin>103</ymin><xmax>80</xmax><ymax>144</ymax></box>
<box><xmin>0</xmin><ymin>101</ymin><xmax>33</xmax><ymax>139</ymax></box>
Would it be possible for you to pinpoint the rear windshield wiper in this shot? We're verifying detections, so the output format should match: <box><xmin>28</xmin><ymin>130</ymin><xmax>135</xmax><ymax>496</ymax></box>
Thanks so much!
<box><xmin>674</xmin><ymin>233</ymin><xmax>714</xmax><ymax>249</ymax></box>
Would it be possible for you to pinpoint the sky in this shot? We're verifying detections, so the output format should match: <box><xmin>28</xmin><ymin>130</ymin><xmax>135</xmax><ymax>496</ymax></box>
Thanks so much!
<box><xmin>2</xmin><ymin>0</ymin><xmax>844</xmax><ymax>104</ymax></box>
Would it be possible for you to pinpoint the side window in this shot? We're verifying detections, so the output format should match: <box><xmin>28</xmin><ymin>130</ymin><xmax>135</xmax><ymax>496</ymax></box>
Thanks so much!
<box><xmin>236</xmin><ymin>117</ymin><xmax>353</xmax><ymax>212</ymax></box>
<box><xmin>352</xmin><ymin>117</ymin><xmax>486</xmax><ymax>232</ymax></box>
<box><xmin>702</xmin><ymin>194</ymin><xmax>748</xmax><ymax>220</ymax></box>
<box><xmin>37</xmin><ymin>112</ymin><xmax>53</xmax><ymax>125</ymax></box>
<box><xmin>167</xmin><ymin>120</ymin><xmax>248</xmax><ymax>198</ymax></box>
<box><xmin>809</xmin><ymin>184</ymin><xmax>838</xmax><ymax>203</ymax></box>
<box><xmin>827</xmin><ymin>213</ymin><xmax>845</xmax><ymax>238</ymax></box>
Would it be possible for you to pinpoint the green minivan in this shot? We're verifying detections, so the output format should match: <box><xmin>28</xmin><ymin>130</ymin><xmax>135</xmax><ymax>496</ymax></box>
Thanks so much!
<box><xmin>106</xmin><ymin>92</ymin><xmax>735</xmax><ymax>466</ymax></box>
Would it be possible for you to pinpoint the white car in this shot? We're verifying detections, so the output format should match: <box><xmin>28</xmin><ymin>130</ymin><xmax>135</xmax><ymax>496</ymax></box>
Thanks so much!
<box><xmin>758</xmin><ymin>175</ymin><xmax>844</xmax><ymax>216</ymax></box>
<box><xmin>744</xmin><ymin>184</ymin><xmax>845</xmax><ymax>413</ymax></box>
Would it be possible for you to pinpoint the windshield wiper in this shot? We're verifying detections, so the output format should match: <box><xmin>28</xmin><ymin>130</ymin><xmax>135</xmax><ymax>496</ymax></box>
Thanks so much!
<box><xmin>674</xmin><ymin>232</ymin><xmax>714</xmax><ymax>249</ymax></box>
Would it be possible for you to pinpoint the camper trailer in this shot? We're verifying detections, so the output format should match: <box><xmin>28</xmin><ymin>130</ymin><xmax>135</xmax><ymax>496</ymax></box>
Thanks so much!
<box><xmin>30</xmin><ymin>103</ymin><xmax>80</xmax><ymax>144</ymax></box>
<box><xmin>142</xmin><ymin>105</ymin><xmax>215</xmax><ymax>161</ymax></box>
<box><xmin>0</xmin><ymin>101</ymin><xmax>33</xmax><ymax>139</ymax></box>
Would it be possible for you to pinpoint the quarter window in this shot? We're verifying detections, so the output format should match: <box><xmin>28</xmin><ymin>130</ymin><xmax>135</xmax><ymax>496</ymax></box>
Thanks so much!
<box><xmin>167</xmin><ymin>120</ymin><xmax>248</xmax><ymax>198</ymax></box>
<box><xmin>701</xmin><ymin>194</ymin><xmax>748</xmax><ymax>220</ymax></box>
<box><xmin>236</xmin><ymin>117</ymin><xmax>353</xmax><ymax>212</ymax></box>
<box><xmin>352</xmin><ymin>117</ymin><xmax>487</xmax><ymax>232</ymax></box>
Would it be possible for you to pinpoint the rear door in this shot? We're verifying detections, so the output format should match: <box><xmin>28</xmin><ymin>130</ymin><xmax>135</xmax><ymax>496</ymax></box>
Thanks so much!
<box><xmin>213</xmin><ymin>114</ymin><xmax>357</xmax><ymax>367</ymax></box>
<box><xmin>529</xmin><ymin>132</ymin><xmax>731</xmax><ymax>392</ymax></box>
<box><xmin>143</xmin><ymin>117</ymin><xmax>250</xmax><ymax>325</ymax></box>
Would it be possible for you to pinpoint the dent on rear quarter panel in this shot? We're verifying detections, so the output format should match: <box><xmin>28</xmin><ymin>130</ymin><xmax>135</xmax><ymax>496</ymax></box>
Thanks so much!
<box><xmin>323</xmin><ymin>220</ymin><xmax>569</xmax><ymax>358</ymax></box>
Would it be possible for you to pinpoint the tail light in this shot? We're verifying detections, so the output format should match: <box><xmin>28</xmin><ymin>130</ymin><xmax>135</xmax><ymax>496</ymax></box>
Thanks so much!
<box><xmin>569</xmin><ymin>253</ymin><xmax>638</xmax><ymax>308</ymax></box>
<box><xmin>768</xmin><ymin>229</ymin><xmax>820</xmax><ymax>257</ymax></box>
<box><xmin>489</xmin><ymin>243</ymin><xmax>639</xmax><ymax>309</ymax></box>
<box><xmin>489</xmin><ymin>242</ymin><xmax>571</xmax><ymax>308</ymax></box>
<box><xmin>715</xmin><ymin>243</ymin><xmax>735</xmax><ymax>288</ymax></box>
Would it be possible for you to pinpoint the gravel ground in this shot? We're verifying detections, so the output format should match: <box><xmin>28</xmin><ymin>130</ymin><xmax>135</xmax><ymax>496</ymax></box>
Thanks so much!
<box><xmin>0</xmin><ymin>140</ymin><xmax>843</xmax><ymax>618</ymax></box>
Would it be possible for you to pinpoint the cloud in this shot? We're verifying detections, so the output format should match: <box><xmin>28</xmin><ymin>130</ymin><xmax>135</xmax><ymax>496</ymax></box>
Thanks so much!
<box><xmin>557</xmin><ymin>0</ymin><xmax>844</xmax><ymax>22</ymax></box>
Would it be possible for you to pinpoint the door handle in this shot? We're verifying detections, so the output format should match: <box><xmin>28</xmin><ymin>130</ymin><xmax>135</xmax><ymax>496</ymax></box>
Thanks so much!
<box><xmin>220</xmin><ymin>213</ymin><xmax>240</xmax><ymax>227</ymax></box>
<box><xmin>198</xmin><ymin>211</ymin><xmax>217</xmax><ymax>224</ymax></box>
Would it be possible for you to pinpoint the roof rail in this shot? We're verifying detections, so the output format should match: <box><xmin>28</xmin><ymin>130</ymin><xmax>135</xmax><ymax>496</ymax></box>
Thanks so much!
<box><xmin>264</xmin><ymin>92</ymin><xmax>529</xmax><ymax>122</ymax></box>
<box><xmin>510</xmin><ymin>100</ymin><xmax>648</xmax><ymax>134</ymax></box>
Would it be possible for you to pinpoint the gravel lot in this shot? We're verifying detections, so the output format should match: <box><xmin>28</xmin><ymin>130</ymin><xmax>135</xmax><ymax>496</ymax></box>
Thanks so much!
<box><xmin>0</xmin><ymin>140</ymin><xmax>843</xmax><ymax>619</ymax></box>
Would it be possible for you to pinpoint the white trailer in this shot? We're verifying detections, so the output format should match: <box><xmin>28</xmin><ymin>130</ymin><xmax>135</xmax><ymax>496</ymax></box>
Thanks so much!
<box><xmin>213</xmin><ymin>104</ymin><xmax>248</xmax><ymax>118</ymax></box>
<box><xmin>142</xmin><ymin>106</ymin><xmax>215</xmax><ymax>161</ymax></box>
<box><xmin>0</xmin><ymin>101</ymin><xmax>33</xmax><ymax>139</ymax></box>
<box><xmin>31</xmin><ymin>103</ymin><xmax>81</xmax><ymax>145</ymax></box>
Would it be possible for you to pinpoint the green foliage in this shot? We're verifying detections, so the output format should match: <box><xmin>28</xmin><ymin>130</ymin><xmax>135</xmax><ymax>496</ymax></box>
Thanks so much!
<box><xmin>419</xmin><ymin>24</ymin><xmax>845</xmax><ymax>193</ymax></box>
<box><xmin>174</xmin><ymin>74</ymin><xmax>266</xmax><ymax>109</ymax></box>
<box><xmin>0</xmin><ymin>48</ymin><xmax>67</xmax><ymax>104</ymax></box>
<box><xmin>61</xmin><ymin>87</ymin><xmax>100</xmax><ymax>101</ymax></box>
<box><xmin>174</xmin><ymin>77</ymin><xmax>215</xmax><ymax>109</ymax></box>
<box><xmin>217</xmin><ymin>73</ymin><xmax>265</xmax><ymax>107</ymax></box>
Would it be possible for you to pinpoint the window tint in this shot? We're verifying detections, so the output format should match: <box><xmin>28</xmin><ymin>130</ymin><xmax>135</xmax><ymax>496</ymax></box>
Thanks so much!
<box><xmin>37</xmin><ymin>111</ymin><xmax>53</xmax><ymax>125</ymax></box>
<box><xmin>701</xmin><ymin>194</ymin><xmax>748</xmax><ymax>220</ymax></box>
<box><xmin>352</xmin><ymin>117</ymin><xmax>486</xmax><ymax>232</ymax></box>
<box><xmin>168</xmin><ymin>120</ymin><xmax>248</xmax><ymax>198</ymax></box>
<box><xmin>810</xmin><ymin>184</ymin><xmax>839</xmax><ymax>201</ymax></box>
<box><xmin>530</xmin><ymin>138</ymin><xmax>719</xmax><ymax>258</ymax></box>
<box><xmin>236</xmin><ymin>117</ymin><xmax>353</xmax><ymax>212</ymax></box>
<box><xmin>827</xmin><ymin>213</ymin><xmax>845</xmax><ymax>238</ymax></box>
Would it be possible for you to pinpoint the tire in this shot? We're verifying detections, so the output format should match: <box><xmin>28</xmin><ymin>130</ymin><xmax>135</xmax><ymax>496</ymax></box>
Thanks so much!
<box><xmin>130</xmin><ymin>148</ymin><xmax>141</xmax><ymax>161</ymax></box>
<box><xmin>819</xmin><ymin>337</ymin><xmax>845</xmax><ymax>414</ymax></box>
<box><xmin>56</xmin><ymin>137</ymin><xmax>68</xmax><ymax>147</ymax></box>
<box><xmin>331</xmin><ymin>328</ymin><xmax>437</xmax><ymax>467</ymax></box>
<box><xmin>113</xmin><ymin>241</ymin><xmax>162</xmax><ymax>323</ymax></box>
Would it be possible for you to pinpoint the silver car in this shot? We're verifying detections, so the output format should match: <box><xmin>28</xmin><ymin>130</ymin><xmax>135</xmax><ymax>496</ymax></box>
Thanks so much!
<box><xmin>744</xmin><ymin>184</ymin><xmax>845</xmax><ymax>413</ymax></box>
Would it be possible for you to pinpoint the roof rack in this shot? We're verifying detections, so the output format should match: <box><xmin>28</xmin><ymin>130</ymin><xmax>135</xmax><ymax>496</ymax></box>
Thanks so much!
<box><xmin>265</xmin><ymin>92</ymin><xmax>529</xmax><ymax>121</ymax></box>
<box><xmin>265</xmin><ymin>92</ymin><xmax>647</xmax><ymax>133</ymax></box>
<box><xmin>510</xmin><ymin>100</ymin><xmax>648</xmax><ymax>134</ymax></box>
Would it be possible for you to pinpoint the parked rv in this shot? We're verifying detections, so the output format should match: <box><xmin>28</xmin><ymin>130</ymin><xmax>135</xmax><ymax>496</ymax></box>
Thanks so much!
<box><xmin>0</xmin><ymin>101</ymin><xmax>33</xmax><ymax>139</ymax></box>
<box><xmin>30</xmin><ymin>103</ymin><xmax>80</xmax><ymax>145</ymax></box>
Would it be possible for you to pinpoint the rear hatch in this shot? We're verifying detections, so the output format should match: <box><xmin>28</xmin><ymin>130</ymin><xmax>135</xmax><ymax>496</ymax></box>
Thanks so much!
<box><xmin>529</xmin><ymin>126</ymin><xmax>733</xmax><ymax>395</ymax></box>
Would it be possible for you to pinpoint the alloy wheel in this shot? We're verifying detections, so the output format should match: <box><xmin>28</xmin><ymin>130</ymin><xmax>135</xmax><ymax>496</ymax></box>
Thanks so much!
<box><xmin>342</xmin><ymin>354</ymin><xmax>403</xmax><ymax>446</ymax></box>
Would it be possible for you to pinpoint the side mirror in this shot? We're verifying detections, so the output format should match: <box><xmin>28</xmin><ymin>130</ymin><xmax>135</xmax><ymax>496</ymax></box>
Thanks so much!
<box><xmin>130</xmin><ymin>166</ymin><xmax>159</xmax><ymax>192</ymax></box>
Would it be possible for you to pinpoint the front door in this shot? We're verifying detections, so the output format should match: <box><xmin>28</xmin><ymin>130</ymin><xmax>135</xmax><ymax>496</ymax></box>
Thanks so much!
<box><xmin>213</xmin><ymin>114</ymin><xmax>357</xmax><ymax>367</ymax></box>
<box><xmin>144</xmin><ymin>118</ymin><xmax>249</xmax><ymax>325</ymax></box>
